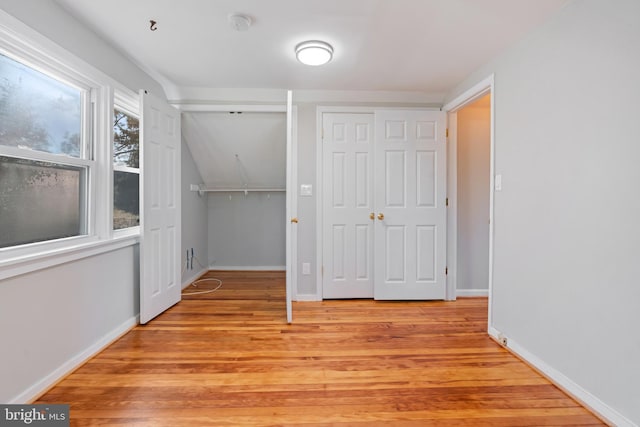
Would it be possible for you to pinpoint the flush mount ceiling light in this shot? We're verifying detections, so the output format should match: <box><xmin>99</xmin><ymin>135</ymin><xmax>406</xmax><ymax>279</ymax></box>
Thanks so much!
<box><xmin>295</xmin><ymin>40</ymin><xmax>333</xmax><ymax>66</ymax></box>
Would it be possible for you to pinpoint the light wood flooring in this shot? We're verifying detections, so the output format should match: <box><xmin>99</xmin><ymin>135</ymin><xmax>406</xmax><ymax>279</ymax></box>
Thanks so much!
<box><xmin>36</xmin><ymin>270</ymin><xmax>605</xmax><ymax>426</ymax></box>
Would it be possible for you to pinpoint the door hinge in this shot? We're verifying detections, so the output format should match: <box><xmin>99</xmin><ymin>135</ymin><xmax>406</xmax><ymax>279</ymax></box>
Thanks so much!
<box><xmin>445</xmin><ymin>267</ymin><xmax>448</xmax><ymax>275</ymax></box>
<box><xmin>446</xmin><ymin>197</ymin><xmax>449</xmax><ymax>207</ymax></box>
<box><xmin>446</xmin><ymin>128</ymin><xmax>449</xmax><ymax>138</ymax></box>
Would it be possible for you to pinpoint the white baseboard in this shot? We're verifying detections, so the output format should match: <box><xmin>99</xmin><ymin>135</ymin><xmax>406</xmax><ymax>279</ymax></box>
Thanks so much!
<box><xmin>456</xmin><ymin>288</ymin><xmax>489</xmax><ymax>297</ymax></box>
<box><xmin>294</xmin><ymin>294</ymin><xmax>321</xmax><ymax>301</ymax></box>
<box><xmin>488</xmin><ymin>327</ymin><xmax>635</xmax><ymax>427</ymax></box>
<box><xmin>208</xmin><ymin>265</ymin><xmax>286</xmax><ymax>271</ymax></box>
<box><xmin>181</xmin><ymin>267</ymin><xmax>209</xmax><ymax>289</ymax></box>
<box><xmin>11</xmin><ymin>316</ymin><xmax>138</xmax><ymax>404</ymax></box>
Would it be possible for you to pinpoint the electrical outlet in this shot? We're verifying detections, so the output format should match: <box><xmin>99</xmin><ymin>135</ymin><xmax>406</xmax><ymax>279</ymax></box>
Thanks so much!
<box><xmin>498</xmin><ymin>333</ymin><xmax>508</xmax><ymax>347</ymax></box>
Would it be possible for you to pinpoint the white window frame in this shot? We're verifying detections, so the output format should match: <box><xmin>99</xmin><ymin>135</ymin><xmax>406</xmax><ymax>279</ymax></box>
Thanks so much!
<box><xmin>0</xmin><ymin>49</ymin><xmax>95</xmax><ymax>249</ymax></box>
<box><xmin>112</xmin><ymin>91</ymin><xmax>141</xmax><ymax>237</ymax></box>
<box><xmin>0</xmin><ymin>10</ymin><xmax>140</xmax><ymax>280</ymax></box>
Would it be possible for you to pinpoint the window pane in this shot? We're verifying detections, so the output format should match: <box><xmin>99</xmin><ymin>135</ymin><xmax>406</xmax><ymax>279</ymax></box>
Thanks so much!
<box><xmin>0</xmin><ymin>156</ymin><xmax>85</xmax><ymax>248</ymax></box>
<box><xmin>114</xmin><ymin>110</ymin><xmax>139</xmax><ymax>168</ymax></box>
<box><xmin>113</xmin><ymin>171</ymin><xmax>139</xmax><ymax>230</ymax></box>
<box><xmin>0</xmin><ymin>54</ymin><xmax>82</xmax><ymax>156</ymax></box>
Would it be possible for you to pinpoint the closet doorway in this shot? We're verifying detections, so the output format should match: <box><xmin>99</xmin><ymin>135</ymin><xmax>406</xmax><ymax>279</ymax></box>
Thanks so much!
<box><xmin>181</xmin><ymin>101</ymin><xmax>296</xmax><ymax>322</ymax></box>
<box><xmin>185</xmin><ymin>111</ymin><xmax>287</xmax><ymax>269</ymax></box>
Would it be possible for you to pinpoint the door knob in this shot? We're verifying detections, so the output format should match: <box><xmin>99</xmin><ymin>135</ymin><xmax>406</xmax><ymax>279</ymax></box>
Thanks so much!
<box><xmin>291</xmin><ymin>217</ymin><xmax>299</xmax><ymax>224</ymax></box>
<box><xmin>377</xmin><ymin>213</ymin><xmax>385</xmax><ymax>220</ymax></box>
<box><xmin>369</xmin><ymin>212</ymin><xmax>375</xmax><ymax>220</ymax></box>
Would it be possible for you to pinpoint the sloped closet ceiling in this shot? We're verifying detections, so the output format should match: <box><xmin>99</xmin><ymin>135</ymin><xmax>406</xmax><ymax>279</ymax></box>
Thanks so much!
<box><xmin>182</xmin><ymin>112</ymin><xmax>286</xmax><ymax>189</ymax></box>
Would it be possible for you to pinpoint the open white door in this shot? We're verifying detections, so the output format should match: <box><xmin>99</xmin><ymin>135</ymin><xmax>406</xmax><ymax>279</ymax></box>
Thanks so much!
<box><xmin>140</xmin><ymin>90</ymin><xmax>182</xmax><ymax>324</ymax></box>
<box><xmin>285</xmin><ymin>90</ymin><xmax>295</xmax><ymax>323</ymax></box>
<box><xmin>374</xmin><ymin>110</ymin><xmax>447</xmax><ymax>300</ymax></box>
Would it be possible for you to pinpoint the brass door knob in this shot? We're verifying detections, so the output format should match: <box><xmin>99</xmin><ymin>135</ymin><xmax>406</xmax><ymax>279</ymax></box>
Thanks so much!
<box><xmin>291</xmin><ymin>218</ymin><xmax>299</xmax><ymax>224</ymax></box>
<box><xmin>369</xmin><ymin>212</ymin><xmax>375</xmax><ymax>220</ymax></box>
<box><xmin>377</xmin><ymin>213</ymin><xmax>385</xmax><ymax>220</ymax></box>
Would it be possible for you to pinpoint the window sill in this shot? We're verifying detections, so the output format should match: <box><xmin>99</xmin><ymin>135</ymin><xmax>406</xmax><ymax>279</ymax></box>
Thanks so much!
<box><xmin>0</xmin><ymin>234</ymin><xmax>140</xmax><ymax>281</ymax></box>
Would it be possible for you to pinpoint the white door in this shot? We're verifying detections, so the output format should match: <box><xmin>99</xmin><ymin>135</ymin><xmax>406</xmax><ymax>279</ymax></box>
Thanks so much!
<box><xmin>285</xmin><ymin>91</ymin><xmax>295</xmax><ymax>322</ymax></box>
<box><xmin>322</xmin><ymin>113</ymin><xmax>375</xmax><ymax>298</ymax></box>
<box><xmin>140</xmin><ymin>90</ymin><xmax>182</xmax><ymax>324</ymax></box>
<box><xmin>374</xmin><ymin>110</ymin><xmax>447</xmax><ymax>299</ymax></box>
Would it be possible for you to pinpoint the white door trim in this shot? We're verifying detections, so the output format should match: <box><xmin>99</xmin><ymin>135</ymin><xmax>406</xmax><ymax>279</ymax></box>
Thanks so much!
<box><xmin>176</xmin><ymin>101</ymin><xmax>297</xmax><ymax>318</ymax></box>
<box><xmin>316</xmin><ymin>106</ymin><xmax>441</xmax><ymax>301</ymax></box>
<box><xmin>285</xmin><ymin>91</ymin><xmax>297</xmax><ymax>322</ymax></box>
<box><xmin>445</xmin><ymin>113</ymin><xmax>458</xmax><ymax>301</ymax></box>
<box><xmin>443</xmin><ymin>74</ymin><xmax>495</xmax><ymax>328</ymax></box>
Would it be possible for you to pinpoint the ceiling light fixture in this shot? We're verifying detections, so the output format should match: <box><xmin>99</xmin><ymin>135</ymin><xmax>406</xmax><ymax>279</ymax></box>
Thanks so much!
<box><xmin>295</xmin><ymin>40</ymin><xmax>333</xmax><ymax>66</ymax></box>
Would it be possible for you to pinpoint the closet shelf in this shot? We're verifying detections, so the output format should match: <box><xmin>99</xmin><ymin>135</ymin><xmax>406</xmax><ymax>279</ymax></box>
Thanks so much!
<box><xmin>190</xmin><ymin>186</ymin><xmax>285</xmax><ymax>196</ymax></box>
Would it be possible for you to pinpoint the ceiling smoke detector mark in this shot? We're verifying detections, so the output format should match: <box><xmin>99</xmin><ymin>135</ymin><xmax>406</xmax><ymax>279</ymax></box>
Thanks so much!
<box><xmin>228</xmin><ymin>14</ymin><xmax>252</xmax><ymax>32</ymax></box>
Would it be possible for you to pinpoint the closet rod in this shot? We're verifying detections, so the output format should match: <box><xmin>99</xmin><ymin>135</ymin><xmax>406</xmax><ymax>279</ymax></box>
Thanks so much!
<box><xmin>198</xmin><ymin>188</ymin><xmax>285</xmax><ymax>192</ymax></box>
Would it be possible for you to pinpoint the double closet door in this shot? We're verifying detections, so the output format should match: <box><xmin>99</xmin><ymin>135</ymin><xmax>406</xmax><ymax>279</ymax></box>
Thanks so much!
<box><xmin>322</xmin><ymin>110</ymin><xmax>446</xmax><ymax>300</ymax></box>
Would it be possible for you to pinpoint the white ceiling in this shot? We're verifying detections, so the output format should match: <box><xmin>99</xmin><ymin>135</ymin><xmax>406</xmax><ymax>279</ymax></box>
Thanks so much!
<box><xmin>55</xmin><ymin>0</ymin><xmax>568</xmax><ymax>101</ymax></box>
<box><xmin>52</xmin><ymin>0</ymin><xmax>567</xmax><ymax>188</ymax></box>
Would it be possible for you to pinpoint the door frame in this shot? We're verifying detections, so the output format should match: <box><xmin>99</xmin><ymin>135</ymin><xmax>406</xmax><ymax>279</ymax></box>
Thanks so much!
<box><xmin>316</xmin><ymin>106</ymin><xmax>443</xmax><ymax>301</ymax></box>
<box><xmin>443</xmin><ymin>74</ymin><xmax>495</xmax><ymax>326</ymax></box>
<box><xmin>176</xmin><ymin>101</ymin><xmax>298</xmax><ymax>320</ymax></box>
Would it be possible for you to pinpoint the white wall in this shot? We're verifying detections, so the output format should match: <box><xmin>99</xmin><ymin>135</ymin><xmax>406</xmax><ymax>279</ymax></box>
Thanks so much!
<box><xmin>446</xmin><ymin>0</ymin><xmax>640</xmax><ymax>424</ymax></box>
<box><xmin>457</xmin><ymin>97</ymin><xmax>491</xmax><ymax>291</ymax></box>
<box><xmin>0</xmin><ymin>0</ymin><xmax>165</xmax><ymax>97</ymax></box>
<box><xmin>294</xmin><ymin>101</ymin><xmax>442</xmax><ymax>298</ymax></box>
<box><xmin>294</xmin><ymin>103</ymin><xmax>319</xmax><ymax>295</ymax></box>
<box><xmin>208</xmin><ymin>192</ymin><xmax>285</xmax><ymax>269</ymax></box>
<box><xmin>181</xmin><ymin>140</ymin><xmax>208</xmax><ymax>283</ymax></box>
<box><xmin>0</xmin><ymin>246</ymin><xmax>139</xmax><ymax>403</ymax></box>
<box><xmin>0</xmin><ymin>1</ymin><xmax>166</xmax><ymax>403</ymax></box>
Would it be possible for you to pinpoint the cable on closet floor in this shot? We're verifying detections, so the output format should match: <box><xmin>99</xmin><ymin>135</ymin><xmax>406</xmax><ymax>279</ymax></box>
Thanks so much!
<box><xmin>182</xmin><ymin>277</ymin><xmax>222</xmax><ymax>296</ymax></box>
<box><xmin>181</xmin><ymin>254</ymin><xmax>223</xmax><ymax>296</ymax></box>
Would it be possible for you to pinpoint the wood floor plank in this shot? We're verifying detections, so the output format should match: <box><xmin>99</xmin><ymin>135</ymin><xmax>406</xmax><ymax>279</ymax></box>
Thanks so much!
<box><xmin>35</xmin><ymin>271</ymin><xmax>605</xmax><ymax>426</ymax></box>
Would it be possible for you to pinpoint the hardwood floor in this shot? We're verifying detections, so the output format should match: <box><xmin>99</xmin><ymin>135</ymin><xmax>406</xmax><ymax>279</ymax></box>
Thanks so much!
<box><xmin>37</xmin><ymin>271</ymin><xmax>604</xmax><ymax>426</ymax></box>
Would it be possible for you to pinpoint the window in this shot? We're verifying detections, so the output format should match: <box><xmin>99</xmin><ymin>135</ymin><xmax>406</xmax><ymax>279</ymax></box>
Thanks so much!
<box><xmin>0</xmin><ymin>16</ymin><xmax>144</xmax><ymax>280</ymax></box>
<box><xmin>0</xmin><ymin>52</ymin><xmax>90</xmax><ymax>248</ymax></box>
<box><xmin>113</xmin><ymin>108</ymin><xmax>140</xmax><ymax>230</ymax></box>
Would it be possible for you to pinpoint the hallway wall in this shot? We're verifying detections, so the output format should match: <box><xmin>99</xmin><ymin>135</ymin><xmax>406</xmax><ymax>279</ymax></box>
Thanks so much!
<box><xmin>457</xmin><ymin>95</ymin><xmax>491</xmax><ymax>292</ymax></box>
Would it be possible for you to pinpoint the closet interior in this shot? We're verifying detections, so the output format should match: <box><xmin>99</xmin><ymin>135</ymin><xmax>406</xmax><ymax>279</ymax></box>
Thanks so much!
<box><xmin>182</xmin><ymin>111</ymin><xmax>287</xmax><ymax>270</ymax></box>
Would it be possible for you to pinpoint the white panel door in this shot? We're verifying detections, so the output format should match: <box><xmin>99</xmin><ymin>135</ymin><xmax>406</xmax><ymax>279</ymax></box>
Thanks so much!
<box><xmin>322</xmin><ymin>113</ymin><xmax>375</xmax><ymax>298</ymax></box>
<box><xmin>140</xmin><ymin>90</ymin><xmax>181</xmax><ymax>324</ymax></box>
<box><xmin>374</xmin><ymin>110</ymin><xmax>446</xmax><ymax>300</ymax></box>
